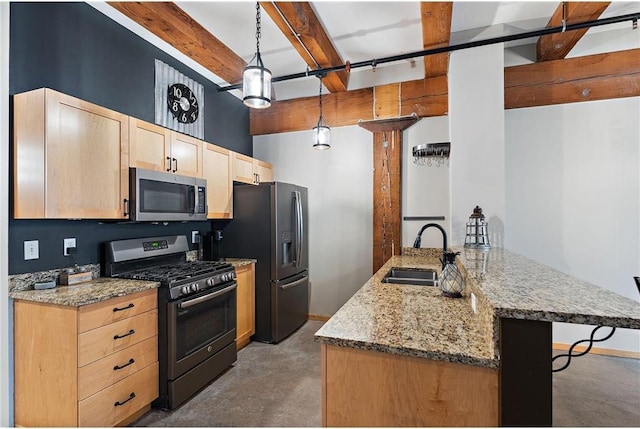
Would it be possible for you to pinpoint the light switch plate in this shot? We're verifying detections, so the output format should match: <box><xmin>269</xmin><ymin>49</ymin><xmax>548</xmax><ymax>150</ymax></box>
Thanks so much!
<box><xmin>191</xmin><ymin>231</ymin><xmax>199</xmax><ymax>244</ymax></box>
<box><xmin>24</xmin><ymin>240</ymin><xmax>39</xmax><ymax>260</ymax></box>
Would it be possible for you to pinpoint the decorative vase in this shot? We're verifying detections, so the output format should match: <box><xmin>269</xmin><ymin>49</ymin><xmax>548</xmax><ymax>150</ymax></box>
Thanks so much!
<box><xmin>439</xmin><ymin>251</ymin><xmax>464</xmax><ymax>298</ymax></box>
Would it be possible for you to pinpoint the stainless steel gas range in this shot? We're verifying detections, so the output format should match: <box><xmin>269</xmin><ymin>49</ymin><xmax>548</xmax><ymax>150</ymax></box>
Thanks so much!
<box><xmin>104</xmin><ymin>235</ymin><xmax>237</xmax><ymax>410</ymax></box>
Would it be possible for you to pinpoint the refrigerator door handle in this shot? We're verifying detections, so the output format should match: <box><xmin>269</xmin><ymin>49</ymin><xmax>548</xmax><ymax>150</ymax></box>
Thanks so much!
<box><xmin>295</xmin><ymin>191</ymin><xmax>303</xmax><ymax>270</ymax></box>
<box><xmin>279</xmin><ymin>275</ymin><xmax>308</xmax><ymax>290</ymax></box>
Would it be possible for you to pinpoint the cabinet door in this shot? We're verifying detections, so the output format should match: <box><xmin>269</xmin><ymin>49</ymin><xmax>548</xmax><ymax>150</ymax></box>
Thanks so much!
<box><xmin>232</xmin><ymin>152</ymin><xmax>256</xmax><ymax>184</ymax></box>
<box><xmin>129</xmin><ymin>118</ymin><xmax>171</xmax><ymax>173</ymax></box>
<box><xmin>170</xmin><ymin>131</ymin><xmax>203</xmax><ymax>178</ymax></box>
<box><xmin>235</xmin><ymin>263</ymin><xmax>255</xmax><ymax>349</ymax></box>
<box><xmin>255</xmin><ymin>159</ymin><xmax>273</xmax><ymax>183</ymax></box>
<box><xmin>203</xmin><ymin>144</ymin><xmax>233</xmax><ymax>219</ymax></box>
<box><xmin>46</xmin><ymin>91</ymin><xmax>129</xmax><ymax>219</ymax></box>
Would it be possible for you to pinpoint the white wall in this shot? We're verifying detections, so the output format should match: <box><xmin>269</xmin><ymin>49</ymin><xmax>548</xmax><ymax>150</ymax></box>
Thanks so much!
<box><xmin>449</xmin><ymin>44</ymin><xmax>506</xmax><ymax>247</ymax></box>
<box><xmin>402</xmin><ymin>116</ymin><xmax>451</xmax><ymax>248</ymax></box>
<box><xmin>1</xmin><ymin>2</ymin><xmax>11</xmax><ymax>426</ymax></box>
<box><xmin>505</xmin><ymin>97</ymin><xmax>640</xmax><ymax>352</ymax></box>
<box><xmin>253</xmin><ymin>126</ymin><xmax>373</xmax><ymax>316</ymax></box>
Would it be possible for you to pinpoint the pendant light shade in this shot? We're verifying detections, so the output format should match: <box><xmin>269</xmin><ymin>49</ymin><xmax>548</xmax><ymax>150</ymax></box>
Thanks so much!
<box><xmin>243</xmin><ymin>3</ymin><xmax>271</xmax><ymax>109</ymax></box>
<box><xmin>313</xmin><ymin>76</ymin><xmax>330</xmax><ymax>150</ymax></box>
<box><xmin>313</xmin><ymin>123</ymin><xmax>331</xmax><ymax>150</ymax></box>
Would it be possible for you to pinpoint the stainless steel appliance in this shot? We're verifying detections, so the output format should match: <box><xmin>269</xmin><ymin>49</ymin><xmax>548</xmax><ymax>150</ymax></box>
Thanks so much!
<box><xmin>104</xmin><ymin>235</ymin><xmax>236</xmax><ymax>410</ymax></box>
<box><xmin>223</xmin><ymin>182</ymin><xmax>309</xmax><ymax>343</ymax></box>
<box><xmin>128</xmin><ymin>168</ymin><xmax>207</xmax><ymax>222</ymax></box>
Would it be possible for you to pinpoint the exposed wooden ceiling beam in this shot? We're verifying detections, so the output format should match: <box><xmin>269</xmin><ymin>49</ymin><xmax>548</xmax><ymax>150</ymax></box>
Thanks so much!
<box><xmin>250</xmin><ymin>75</ymin><xmax>447</xmax><ymax>135</ymax></box>
<box><xmin>506</xmin><ymin>48</ymin><xmax>640</xmax><ymax>109</ymax></box>
<box><xmin>108</xmin><ymin>2</ymin><xmax>247</xmax><ymax>85</ymax></box>
<box><xmin>420</xmin><ymin>2</ymin><xmax>453</xmax><ymax>78</ymax></box>
<box><xmin>260</xmin><ymin>2</ymin><xmax>349</xmax><ymax>93</ymax></box>
<box><xmin>536</xmin><ymin>2</ymin><xmax>611</xmax><ymax>62</ymax></box>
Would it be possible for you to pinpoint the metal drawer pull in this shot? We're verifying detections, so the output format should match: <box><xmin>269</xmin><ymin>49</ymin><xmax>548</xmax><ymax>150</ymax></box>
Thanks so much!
<box><xmin>113</xmin><ymin>303</ymin><xmax>134</xmax><ymax>312</ymax></box>
<box><xmin>166</xmin><ymin>156</ymin><xmax>172</xmax><ymax>171</ymax></box>
<box><xmin>114</xmin><ymin>392</ymin><xmax>135</xmax><ymax>407</ymax></box>
<box><xmin>113</xmin><ymin>329</ymin><xmax>135</xmax><ymax>340</ymax></box>
<box><xmin>113</xmin><ymin>358</ymin><xmax>135</xmax><ymax>371</ymax></box>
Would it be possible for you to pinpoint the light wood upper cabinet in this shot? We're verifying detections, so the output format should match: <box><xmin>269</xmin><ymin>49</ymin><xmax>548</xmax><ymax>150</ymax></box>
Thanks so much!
<box><xmin>129</xmin><ymin>118</ymin><xmax>203</xmax><ymax>178</ymax></box>
<box><xmin>13</xmin><ymin>88</ymin><xmax>129</xmax><ymax>219</ymax></box>
<box><xmin>232</xmin><ymin>152</ymin><xmax>274</xmax><ymax>185</ymax></box>
<box><xmin>255</xmin><ymin>159</ymin><xmax>274</xmax><ymax>183</ymax></box>
<box><xmin>235</xmin><ymin>263</ymin><xmax>256</xmax><ymax>350</ymax></box>
<box><xmin>129</xmin><ymin>117</ymin><xmax>171</xmax><ymax>173</ymax></box>
<box><xmin>203</xmin><ymin>144</ymin><xmax>233</xmax><ymax>219</ymax></box>
<box><xmin>170</xmin><ymin>131</ymin><xmax>203</xmax><ymax>178</ymax></box>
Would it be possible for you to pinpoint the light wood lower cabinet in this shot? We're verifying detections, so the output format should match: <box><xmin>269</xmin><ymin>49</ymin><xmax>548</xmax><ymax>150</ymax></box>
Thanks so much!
<box><xmin>321</xmin><ymin>344</ymin><xmax>499</xmax><ymax>427</ymax></box>
<box><xmin>14</xmin><ymin>289</ymin><xmax>159</xmax><ymax>427</ymax></box>
<box><xmin>235</xmin><ymin>263</ymin><xmax>255</xmax><ymax>350</ymax></box>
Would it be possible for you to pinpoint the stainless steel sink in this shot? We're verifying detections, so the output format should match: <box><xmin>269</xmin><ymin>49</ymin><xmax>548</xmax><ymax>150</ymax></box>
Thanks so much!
<box><xmin>381</xmin><ymin>267</ymin><xmax>438</xmax><ymax>286</ymax></box>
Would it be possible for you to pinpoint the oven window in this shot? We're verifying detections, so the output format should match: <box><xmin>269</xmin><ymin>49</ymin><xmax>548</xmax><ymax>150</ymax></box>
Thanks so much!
<box><xmin>140</xmin><ymin>179</ymin><xmax>190</xmax><ymax>213</ymax></box>
<box><xmin>175</xmin><ymin>288</ymin><xmax>235</xmax><ymax>360</ymax></box>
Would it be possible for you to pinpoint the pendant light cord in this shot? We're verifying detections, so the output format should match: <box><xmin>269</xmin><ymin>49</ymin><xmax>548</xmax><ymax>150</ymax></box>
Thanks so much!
<box><xmin>255</xmin><ymin>2</ymin><xmax>262</xmax><ymax>55</ymax></box>
<box><xmin>317</xmin><ymin>75</ymin><xmax>324</xmax><ymax>127</ymax></box>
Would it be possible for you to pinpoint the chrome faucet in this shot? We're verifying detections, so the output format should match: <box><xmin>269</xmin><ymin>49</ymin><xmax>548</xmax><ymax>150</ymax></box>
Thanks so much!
<box><xmin>413</xmin><ymin>223</ymin><xmax>448</xmax><ymax>253</ymax></box>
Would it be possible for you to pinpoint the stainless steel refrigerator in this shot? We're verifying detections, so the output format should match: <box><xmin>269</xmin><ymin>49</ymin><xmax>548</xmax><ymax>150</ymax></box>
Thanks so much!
<box><xmin>223</xmin><ymin>182</ymin><xmax>309</xmax><ymax>343</ymax></box>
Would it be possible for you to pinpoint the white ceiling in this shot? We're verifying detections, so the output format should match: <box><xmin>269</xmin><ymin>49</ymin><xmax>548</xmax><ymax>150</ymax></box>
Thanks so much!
<box><xmin>93</xmin><ymin>1</ymin><xmax>639</xmax><ymax>101</ymax></box>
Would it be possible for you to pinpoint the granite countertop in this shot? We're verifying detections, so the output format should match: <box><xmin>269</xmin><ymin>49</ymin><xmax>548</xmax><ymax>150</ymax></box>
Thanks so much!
<box><xmin>8</xmin><ymin>278</ymin><xmax>160</xmax><ymax>307</ymax></box>
<box><xmin>315</xmin><ymin>252</ymin><xmax>498</xmax><ymax>368</ymax></box>
<box><xmin>226</xmin><ymin>258</ymin><xmax>257</xmax><ymax>268</ymax></box>
<box><xmin>315</xmin><ymin>247</ymin><xmax>640</xmax><ymax>368</ymax></box>
<box><xmin>458</xmin><ymin>247</ymin><xmax>640</xmax><ymax>329</ymax></box>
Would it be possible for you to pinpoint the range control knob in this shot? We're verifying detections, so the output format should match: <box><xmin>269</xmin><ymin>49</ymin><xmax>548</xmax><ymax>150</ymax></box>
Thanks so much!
<box><xmin>190</xmin><ymin>283</ymin><xmax>199</xmax><ymax>292</ymax></box>
<box><xmin>206</xmin><ymin>278</ymin><xmax>215</xmax><ymax>287</ymax></box>
<box><xmin>181</xmin><ymin>285</ymin><xmax>190</xmax><ymax>295</ymax></box>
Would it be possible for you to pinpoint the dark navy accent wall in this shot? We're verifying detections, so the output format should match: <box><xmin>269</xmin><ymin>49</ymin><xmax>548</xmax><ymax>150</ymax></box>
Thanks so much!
<box><xmin>8</xmin><ymin>2</ymin><xmax>252</xmax><ymax>274</ymax></box>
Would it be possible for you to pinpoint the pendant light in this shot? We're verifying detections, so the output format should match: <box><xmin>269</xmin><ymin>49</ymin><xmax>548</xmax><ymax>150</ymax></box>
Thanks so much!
<box><xmin>243</xmin><ymin>2</ymin><xmax>272</xmax><ymax>109</ymax></box>
<box><xmin>313</xmin><ymin>75</ymin><xmax>330</xmax><ymax>150</ymax></box>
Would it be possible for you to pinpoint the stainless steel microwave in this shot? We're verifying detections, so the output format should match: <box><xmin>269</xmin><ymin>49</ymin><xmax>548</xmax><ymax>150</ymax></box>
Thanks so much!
<box><xmin>129</xmin><ymin>168</ymin><xmax>207</xmax><ymax>222</ymax></box>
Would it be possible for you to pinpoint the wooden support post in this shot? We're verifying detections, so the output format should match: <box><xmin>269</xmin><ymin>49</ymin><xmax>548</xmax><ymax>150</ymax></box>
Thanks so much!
<box><xmin>359</xmin><ymin>116</ymin><xmax>419</xmax><ymax>273</ymax></box>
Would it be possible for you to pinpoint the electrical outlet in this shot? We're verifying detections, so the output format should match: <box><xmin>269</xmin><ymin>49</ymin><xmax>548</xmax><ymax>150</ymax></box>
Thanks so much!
<box><xmin>471</xmin><ymin>292</ymin><xmax>478</xmax><ymax>314</ymax></box>
<box><xmin>64</xmin><ymin>238</ymin><xmax>76</xmax><ymax>256</ymax></box>
<box><xmin>24</xmin><ymin>240</ymin><xmax>39</xmax><ymax>260</ymax></box>
<box><xmin>191</xmin><ymin>231</ymin><xmax>200</xmax><ymax>244</ymax></box>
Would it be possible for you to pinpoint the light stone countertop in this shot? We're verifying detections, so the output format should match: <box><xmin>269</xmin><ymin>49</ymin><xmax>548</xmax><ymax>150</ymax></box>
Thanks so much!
<box><xmin>315</xmin><ymin>247</ymin><xmax>640</xmax><ymax>368</ymax></box>
<box><xmin>8</xmin><ymin>278</ymin><xmax>160</xmax><ymax>307</ymax></box>
<box><xmin>226</xmin><ymin>258</ymin><xmax>257</xmax><ymax>268</ymax></box>
<box><xmin>315</xmin><ymin>252</ymin><xmax>498</xmax><ymax>368</ymax></box>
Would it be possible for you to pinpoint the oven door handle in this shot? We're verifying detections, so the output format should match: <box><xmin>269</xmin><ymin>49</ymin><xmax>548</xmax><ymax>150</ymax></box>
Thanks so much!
<box><xmin>179</xmin><ymin>283</ymin><xmax>237</xmax><ymax>309</ymax></box>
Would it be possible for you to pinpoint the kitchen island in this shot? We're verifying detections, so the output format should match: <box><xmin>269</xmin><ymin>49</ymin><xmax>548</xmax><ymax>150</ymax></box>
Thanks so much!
<box><xmin>315</xmin><ymin>247</ymin><xmax>640</xmax><ymax>427</ymax></box>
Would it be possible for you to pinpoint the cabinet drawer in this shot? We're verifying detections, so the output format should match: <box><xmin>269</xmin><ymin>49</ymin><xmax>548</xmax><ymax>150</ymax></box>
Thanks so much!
<box><xmin>78</xmin><ymin>310</ymin><xmax>158</xmax><ymax>366</ymax></box>
<box><xmin>78</xmin><ymin>361</ymin><xmax>159</xmax><ymax>427</ymax></box>
<box><xmin>78</xmin><ymin>289</ymin><xmax>157</xmax><ymax>333</ymax></box>
<box><xmin>78</xmin><ymin>336</ymin><xmax>158</xmax><ymax>400</ymax></box>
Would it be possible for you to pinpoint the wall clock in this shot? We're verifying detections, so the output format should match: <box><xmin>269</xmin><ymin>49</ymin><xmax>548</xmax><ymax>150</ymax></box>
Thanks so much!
<box><xmin>155</xmin><ymin>59</ymin><xmax>204</xmax><ymax>139</ymax></box>
<box><xmin>167</xmin><ymin>83</ymin><xmax>199</xmax><ymax>124</ymax></box>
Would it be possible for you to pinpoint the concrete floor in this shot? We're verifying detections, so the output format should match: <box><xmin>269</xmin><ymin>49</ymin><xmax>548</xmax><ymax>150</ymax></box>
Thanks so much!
<box><xmin>133</xmin><ymin>320</ymin><xmax>639</xmax><ymax>427</ymax></box>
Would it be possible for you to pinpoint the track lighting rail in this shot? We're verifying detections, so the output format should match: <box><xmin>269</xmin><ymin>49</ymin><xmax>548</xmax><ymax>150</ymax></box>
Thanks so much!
<box><xmin>219</xmin><ymin>12</ymin><xmax>640</xmax><ymax>92</ymax></box>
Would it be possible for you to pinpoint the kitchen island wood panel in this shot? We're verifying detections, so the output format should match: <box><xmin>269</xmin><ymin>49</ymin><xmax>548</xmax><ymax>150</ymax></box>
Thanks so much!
<box><xmin>322</xmin><ymin>343</ymin><xmax>499</xmax><ymax>427</ymax></box>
